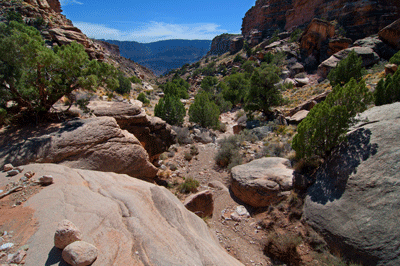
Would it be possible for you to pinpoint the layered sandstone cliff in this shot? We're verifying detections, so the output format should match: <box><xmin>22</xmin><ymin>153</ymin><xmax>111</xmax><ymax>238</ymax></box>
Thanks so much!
<box><xmin>242</xmin><ymin>0</ymin><xmax>400</xmax><ymax>41</ymax></box>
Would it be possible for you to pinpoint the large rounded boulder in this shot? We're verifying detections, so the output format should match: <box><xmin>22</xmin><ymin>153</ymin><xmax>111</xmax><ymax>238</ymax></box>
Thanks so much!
<box><xmin>304</xmin><ymin>102</ymin><xmax>400</xmax><ymax>266</ymax></box>
<box><xmin>231</xmin><ymin>157</ymin><xmax>293</xmax><ymax>207</ymax></box>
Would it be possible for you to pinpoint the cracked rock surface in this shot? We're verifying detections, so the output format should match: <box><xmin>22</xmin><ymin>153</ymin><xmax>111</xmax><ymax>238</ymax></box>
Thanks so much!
<box><xmin>14</xmin><ymin>163</ymin><xmax>243</xmax><ymax>266</ymax></box>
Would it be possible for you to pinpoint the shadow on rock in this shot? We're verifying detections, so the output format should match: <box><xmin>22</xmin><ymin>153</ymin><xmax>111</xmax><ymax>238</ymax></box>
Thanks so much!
<box><xmin>308</xmin><ymin>128</ymin><xmax>378</xmax><ymax>204</ymax></box>
<box><xmin>45</xmin><ymin>246</ymin><xmax>68</xmax><ymax>266</ymax></box>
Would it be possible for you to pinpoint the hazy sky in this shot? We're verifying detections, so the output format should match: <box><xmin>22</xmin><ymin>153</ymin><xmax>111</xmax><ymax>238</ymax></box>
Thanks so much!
<box><xmin>60</xmin><ymin>0</ymin><xmax>255</xmax><ymax>43</ymax></box>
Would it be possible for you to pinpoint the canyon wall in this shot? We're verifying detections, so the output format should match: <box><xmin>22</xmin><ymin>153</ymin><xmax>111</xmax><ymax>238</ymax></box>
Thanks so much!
<box><xmin>242</xmin><ymin>0</ymin><xmax>400</xmax><ymax>41</ymax></box>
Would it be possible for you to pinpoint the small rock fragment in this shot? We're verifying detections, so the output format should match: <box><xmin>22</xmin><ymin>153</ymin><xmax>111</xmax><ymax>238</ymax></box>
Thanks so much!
<box><xmin>38</xmin><ymin>175</ymin><xmax>54</xmax><ymax>186</ymax></box>
<box><xmin>0</xmin><ymin>243</ymin><xmax>14</xmax><ymax>251</ymax></box>
<box><xmin>8</xmin><ymin>250</ymin><xmax>26</xmax><ymax>264</ymax></box>
<box><xmin>6</xmin><ymin>170</ymin><xmax>19</xmax><ymax>177</ymax></box>
<box><xmin>54</xmin><ymin>220</ymin><xmax>83</xmax><ymax>249</ymax></box>
<box><xmin>20</xmin><ymin>176</ymin><xmax>28</xmax><ymax>182</ymax></box>
<box><xmin>62</xmin><ymin>241</ymin><xmax>98</xmax><ymax>266</ymax></box>
<box><xmin>3</xmin><ymin>164</ymin><xmax>13</xmax><ymax>172</ymax></box>
<box><xmin>24</xmin><ymin>171</ymin><xmax>35</xmax><ymax>179</ymax></box>
<box><xmin>14</xmin><ymin>166</ymin><xmax>24</xmax><ymax>173</ymax></box>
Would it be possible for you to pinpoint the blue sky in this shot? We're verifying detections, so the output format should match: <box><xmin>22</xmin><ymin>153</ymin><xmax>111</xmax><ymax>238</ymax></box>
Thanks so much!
<box><xmin>59</xmin><ymin>0</ymin><xmax>255</xmax><ymax>43</ymax></box>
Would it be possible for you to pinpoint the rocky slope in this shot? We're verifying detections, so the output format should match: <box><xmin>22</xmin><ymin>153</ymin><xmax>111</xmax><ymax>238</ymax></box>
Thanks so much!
<box><xmin>242</xmin><ymin>0</ymin><xmax>400</xmax><ymax>41</ymax></box>
<box><xmin>0</xmin><ymin>163</ymin><xmax>243</xmax><ymax>265</ymax></box>
<box><xmin>303</xmin><ymin>102</ymin><xmax>400</xmax><ymax>265</ymax></box>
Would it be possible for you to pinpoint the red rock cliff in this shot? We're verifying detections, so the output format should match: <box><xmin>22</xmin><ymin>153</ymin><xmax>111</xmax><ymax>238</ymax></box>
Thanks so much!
<box><xmin>242</xmin><ymin>0</ymin><xmax>400</xmax><ymax>41</ymax></box>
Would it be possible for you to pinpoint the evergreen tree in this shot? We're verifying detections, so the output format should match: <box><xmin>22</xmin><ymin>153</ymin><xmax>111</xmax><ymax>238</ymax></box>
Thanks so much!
<box><xmin>292</xmin><ymin>78</ymin><xmax>373</xmax><ymax>159</ymax></box>
<box><xmin>0</xmin><ymin>21</ymin><xmax>118</xmax><ymax>119</ymax></box>
<box><xmin>244</xmin><ymin>65</ymin><xmax>282</xmax><ymax>116</ymax></box>
<box><xmin>189</xmin><ymin>92</ymin><xmax>220</xmax><ymax>128</ymax></box>
<box><xmin>154</xmin><ymin>94</ymin><xmax>185</xmax><ymax>126</ymax></box>
<box><xmin>327</xmin><ymin>50</ymin><xmax>364</xmax><ymax>86</ymax></box>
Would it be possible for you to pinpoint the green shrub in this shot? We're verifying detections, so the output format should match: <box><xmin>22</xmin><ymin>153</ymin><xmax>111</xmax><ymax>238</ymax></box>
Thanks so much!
<box><xmin>0</xmin><ymin>108</ymin><xmax>7</xmax><ymax>125</ymax></box>
<box><xmin>189</xmin><ymin>92</ymin><xmax>220</xmax><ymax>129</ymax></box>
<box><xmin>6</xmin><ymin>11</ymin><xmax>23</xmax><ymax>23</ymax></box>
<box><xmin>233</xmin><ymin>54</ymin><xmax>245</xmax><ymax>64</ymax></box>
<box><xmin>154</xmin><ymin>94</ymin><xmax>185</xmax><ymax>125</ymax></box>
<box><xmin>178</xmin><ymin>177</ymin><xmax>199</xmax><ymax>193</ymax></box>
<box><xmin>389</xmin><ymin>50</ymin><xmax>400</xmax><ymax>65</ymax></box>
<box><xmin>137</xmin><ymin>92</ymin><xmax>150</xmax><ymax>104</ymax></box>
<box><xmin>223</xmin><ymin>73</ymin><xmax>249</xmax><ymax>105</ymax></box>
<box><xmin>201</xmin><ymin>76</ymin><xmax>218</xmax><ymax>93</ymax></box>
<box><xmin>161</xmin><ymin>77</ymin><xmax>189</xmax><ymax>99</ymax></box>
<box><xmin>374</xmin><ymin>69</ymin><xmax>400</xmax><ymax>106</ymax></box>
<box><xmin>289</xmin><ymin>28</ymin><xmax>303</xmax><ymax>43</ymax></box>
<box><xmin>130</xmin><ymin>75</ymin><xmax>142</xmax><ymax>84</ymax></box>
<box><xmin>328</xmin><ymin>50</ymin><xmax>364</xmax><ymax>86</ymax></box>
<box><xmin>114</xmin><ymin>72</ymin><xmax>131</xmax><ymax>94</ymax></box>
<box><xmin>292</xmin><ymin>78</ymin><xmax>373</xmax><ymax>160</ymax></box>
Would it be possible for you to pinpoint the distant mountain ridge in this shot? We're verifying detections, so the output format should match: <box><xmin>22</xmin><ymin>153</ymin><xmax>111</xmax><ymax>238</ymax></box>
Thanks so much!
<box><xmin>100</xmin><ymin>39</ymin><xmax>212</xmax><ymax>75</ymax></box>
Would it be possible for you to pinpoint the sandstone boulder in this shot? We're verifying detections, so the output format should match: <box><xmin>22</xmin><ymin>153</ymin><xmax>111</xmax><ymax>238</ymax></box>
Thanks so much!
<box><xmin>62</xmin><ymin>241</ymin><xmax>98</xmax><ymax>266</ymax></box>
<box><xmin>231</xmin><ymin>158</ymin><xmax>293</xmax><ymax>207</ymax></box>
<box><xmin>87</xmin><ymin>101</ymin><xmax>176</xmax><ymax>163</ymax></box>
<box><xmin>0</xmin><ymin>164</ymin><xmax>243</xmax><ymax>265</ymax></box>
<box><xmin>304</xmin><ymin>102</ymin><xmax>400</xmax><ymax>265</ymax></box>
<box><xmin>379</xmin><ymin>18</ymin><xmax>400</xmax><ymax>50</ymax></box>
<box><xmin>184</xmin><ymin>190</ymin><xmax>214</xmax><ymax>218</ymax></box>
<box><xmin>287</xmin><ymin>110</ymin><xmax>309</xmax><ymax>124</ymax></box>
<box><xmin>318</xmin><ymin>47</ymin><xmax>380</xmax><ymax>78</ymax></box>
<box><xmin>0</xmin><ymin>117</ymin><xmax>158</xmax><ymax>180</ymax></box>
<box><xmin>54</xmin><ymin>220</ymin><xmax>83</xmax><ymax>249</ymax></box>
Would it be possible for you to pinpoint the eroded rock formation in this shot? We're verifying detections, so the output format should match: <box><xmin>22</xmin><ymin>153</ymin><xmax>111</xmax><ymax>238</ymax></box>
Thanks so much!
<box><xmin>242</xmin><ymin>0</ymin><xmax>400</xmax><ymax>42</ymax></box>
<box><xmin>208</xmin><ymin>34</ymin><xmax>244</xmax><ymax>55</ymax></box>
<box><xmin>0</xmin><ymin>164</ymin><xmax>244</xmax><ymax>265</ymax></box>
<box><xmin>0</xmin><ymin>117</ymin><xmax>159</xmax><ymax>180</ymax></box>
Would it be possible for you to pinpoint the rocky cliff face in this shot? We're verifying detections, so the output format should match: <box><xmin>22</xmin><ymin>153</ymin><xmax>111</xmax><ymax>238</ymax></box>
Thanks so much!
<box><xmin>242</xmin><ymin>0</ymin><xmax>400</xmax><ymax>41</ymax></box>
<box><xmin>208</xmin><ymin>34</ymin><xmax>243</xmax><ymax>55</ymax></box>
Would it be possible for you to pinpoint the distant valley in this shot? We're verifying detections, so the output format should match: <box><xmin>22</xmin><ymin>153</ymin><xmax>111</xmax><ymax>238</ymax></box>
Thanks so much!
<box><xmin>100</xmin><ymin>39</ymin><xmax>212</xmax><ymax>76</ymax></box>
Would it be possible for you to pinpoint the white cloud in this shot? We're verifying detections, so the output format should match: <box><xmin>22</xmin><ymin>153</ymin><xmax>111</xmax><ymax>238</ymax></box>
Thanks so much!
<box><xmin>73</xmin><ymin>21</ymin><xmax>227</xmax><ymax>43</ymax></box>
<box><xmin>60</xmin><ymin>0</ymin><xmax>83</xmax><ymax>6</ymax></box>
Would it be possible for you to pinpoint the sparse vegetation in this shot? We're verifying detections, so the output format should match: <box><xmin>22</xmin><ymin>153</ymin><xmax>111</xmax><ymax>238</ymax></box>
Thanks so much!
<box><xmin>178</xmin><ymin>177</ymin><xmax>199</xmax><ymax>193</ymax></box>
<box><xmin>137</xmin><ymin>92</ymin><xmax>150</xmax><ymax>105</ymax></box>
<box><xmin>215</xmin><ymin>135</ymin><xmax>242</xmax><ymax>169</ymax></box>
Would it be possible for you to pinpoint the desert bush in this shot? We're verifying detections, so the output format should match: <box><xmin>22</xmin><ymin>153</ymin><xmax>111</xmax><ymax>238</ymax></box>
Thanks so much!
<box><xmin>328</xmin><ymin>50</ymin><xmax>364</xmax><ymax>86</ymax></box>
<box><xmin>178</xmin><ymin>177</ymin><xmax>199</xmax><ymax>194</ymax></box>
<box><xmin>233</xmin><ymin>54</ymin><xmax>245</xmax><ymax>64</ymax></box>
<box><xmin>184</xmin><ymin>152</ymin><xmax>193</xmax><ymax>161</ymax></box>
<box><xmin>189</xmin><ymin>92</ymin><xmax>220</xmax><ymax>129</ymax></box>
<box><xmin>130</xmin><ymin>75</ymin><xmax>142</xmax><ymax>84</ymax></box>
<box><xmin>190</xmin><ymin>145</ymin><xmax>199</xmax><ymax>156</ymax></box>
<box><xmin>215</xmin><ymin>135</ymin><xmax>242</xmax><ymax>169</ymax></box>
<box><xmin>264</xmin><ymin>232</ymin><xmax>302</xmax><ymax>266</ymax></box>
<box><xmin>201</xmin><ymin>76</ymin><xmax>218</xmax><ymax>93</ymax></box>
<box><xmin>292</xmin><ymin>78</ymin><xmax>373</xmax><ymax>160</ymax></box>
<box><xmin>172</xmin><ymin>126</ymin><xmax>193</xmax><ymax>144</ymax></box>
<box><xmin>137</xmin><ymin>92</ymin><xmax>150</xmax><ymax>104</ymax></box>
<box><xmin>154</xmin><ymin>94</ymin><xmax>185</xmax><ymax>126</ymax></box>
<box><xmin>374</xmin><ymin>69</ymin><xmax>400</xmax><ymax>106</ymax></box>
